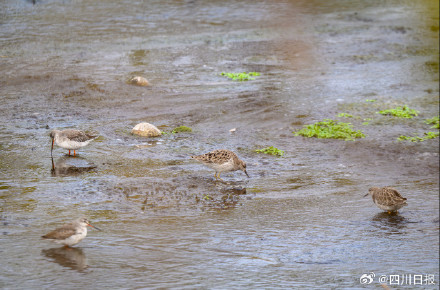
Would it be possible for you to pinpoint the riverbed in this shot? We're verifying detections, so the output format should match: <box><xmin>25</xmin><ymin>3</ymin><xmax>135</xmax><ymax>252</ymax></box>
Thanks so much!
<box><xmin>1</xmin><ymin>0</ymin><xmax>439</xmax><ymax>288</ymax></box>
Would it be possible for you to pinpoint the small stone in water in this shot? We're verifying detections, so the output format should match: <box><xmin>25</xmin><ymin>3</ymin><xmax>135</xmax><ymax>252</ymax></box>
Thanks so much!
<box><xmin>132</xmin><ymin>122</ymin><xmax>161</xmax><ymax>137</ymax></box>
<box><xmin>128</xmin><ymin>76</ymin><xmax>149</xmax><ymax>86</ymax></box>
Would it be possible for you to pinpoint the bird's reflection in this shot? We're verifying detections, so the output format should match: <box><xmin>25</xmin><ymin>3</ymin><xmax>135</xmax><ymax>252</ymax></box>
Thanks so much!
<box><xmin>216</xmin><ymin>187</ymin><xmax>247</xmax><ymax>209</ymax></box>
<box><xmin>371</xmin><ymin>212</ymin><xmax>408</xmax><ymax>234</ymax></box>
<box><xmin>42</xmin><ymin>247</ymin><xmax>88</xmax><ymax>272</ymax></box>
<box><xmin>51</xmin><ymin>156</ymin><xmax>97</xmax><ymax>177</ymax></box>
<box><xmin>221</xmin><ymin>187</ymin><xmax>247</xmax><ymax>195</ymax></box>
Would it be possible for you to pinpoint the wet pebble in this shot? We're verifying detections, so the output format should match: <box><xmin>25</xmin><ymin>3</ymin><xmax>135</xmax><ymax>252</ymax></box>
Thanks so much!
<box><xmin>128</xmin><ymin>76</ymin><xmax>149</xmax><ymax>86</ymax></box>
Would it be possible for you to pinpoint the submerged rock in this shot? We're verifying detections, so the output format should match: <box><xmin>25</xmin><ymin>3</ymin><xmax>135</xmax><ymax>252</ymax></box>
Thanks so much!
<box><xmin>132</xmin><ymin>122</ymin><xmax>161</xmax><ymax>137</ymax></box>
<box><xmin>128</xmin><ymin>76</ymin><xmax>149</xmax><ymax>86</ymax></box>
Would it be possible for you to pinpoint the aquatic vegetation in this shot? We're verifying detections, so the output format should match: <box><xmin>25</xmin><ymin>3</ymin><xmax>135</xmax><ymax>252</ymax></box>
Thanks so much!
<box><xmin>425</xmin><ymin>116</ymin><xmax>439</xmax><ymax>129</ymax></box>
<box><xmin>337</xmin><ymin>112</ymin><xmax>370</xmax><ymax>125</ymax></box>
<box><xmin>365</xmin><ymin>99</ymin><xmax>377</xmax><ymax>102</ymax></box>
<box><xmin>293</xmin><ymin>119</ymin><xmax>365</xmax><ymax>141</ymax></box>
<box><xmin>220</xmin><ymin>72</ymin><xmax>260</xmax><ymax>81</ymax></box>
<box><xmin>378</xmin><ymin>105</ymin><xmax>419</xmax><ymax>119</ymax></box>
<box><xmin>255</xmin><ymin>146</ymin><xmax>284</xmax><ymax>156</ymax></box>
<box><xmin>337</xmin><ymin>113</ymin><xmax>353</xmax><ymax>118</ymax></box>
<box><xmin>171</xmin><ymin>126</ymin><xmax>192</xmax><ymax>134</ymax></box>
<box><xmin>397</xmin><ymin>116</ymin><xmax>439</xmax><ymax>142</ymax></box>
<box><xmin>397</xmin><ymin>131</ymin><xmax>439</xmax><ymax>142</ymax></box>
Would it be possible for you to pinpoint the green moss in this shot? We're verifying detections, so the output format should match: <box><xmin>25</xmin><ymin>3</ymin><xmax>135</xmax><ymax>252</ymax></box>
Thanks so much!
<box><xmin>171</xmin><ymin>126</ymin><xmax>192</xmax><ymax>134</ymax></box>
<box><xmin>378</xmin><ymin>105</ymin><xmax>419</xmax><ymax>119</ymax></box>
<box><xmin>220</xmin><ymin>72</ymin><xmax>260</xmax><ymax>81</ymax></box>
<box><xmin>337</xmin><ymin>113</ymin><xmax>353</xmax><ymax>118</ymax></box>
<box><xmin>293</xmin><ymin>119</ymin><xmax>365</xmax><ymax>141</ymax></box>
<box><xmin>398</xmin><ymin>116</ymin><xmax>439</xmax><ymax>142</ymax></box>
<box><xmin>425</xmin><ymin>116</ymin><xmax>439</xmax><ymax>129</ymax></box>
<box><xmin>365</xmin><ymin>99</ymin><xmax>377</xmax><ymax>102</ymax></box>
<box><xmin>397</xmin><ymin>131</ymin><xmax>439</xmax><ymax>142</ymax></box>
<box><xmin>255</xmin><ymin>146</ymin><xmax>284</xmax><ymax>156</ymax></box>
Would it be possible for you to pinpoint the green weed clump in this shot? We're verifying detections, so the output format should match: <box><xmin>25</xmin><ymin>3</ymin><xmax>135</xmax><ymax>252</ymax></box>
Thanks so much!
<box><xmin>425</xmin><ymin>116</ymin><xmax>439</xmax><ymax>129</ymax></box>
<box><xmin>397</xmin><ymin>116</ymin><xmax>439</xmax><ymax>142</ymax></box>
<box><xmin>171</xmin><ymin>126</ymin><xmax>192</xmax><ymax>133</ymax></box>
<box><xmin>293</xmin><ymin>119</ymin><xmax>365</xmax><ymax>141</ymax></box>
<box><xmin>397</xmin><ymin>132</ymin><xmax>439</xmax><ymax>142</ymax></box>
<box><xmin>255</xmin><ymin>146</ymin><xmax>284</xmax><ymax>156</ymax></box>
<box><xmin>220</xmin><ymin>72</ymin><xmax>260</xmax><ymax>81</ymax></box>
<box><xmin>337</xmin><ymin>113</ymin><xmax>354</xmax><ymax>118</ymax></box>
<box><xmin>378</xmin><ymin>105</ymin><xmax>419</xmax><ymax>119</ymax></box>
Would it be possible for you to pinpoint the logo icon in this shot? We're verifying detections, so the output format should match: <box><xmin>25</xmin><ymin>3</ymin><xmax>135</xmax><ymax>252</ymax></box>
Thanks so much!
<box><xmin>360</xmin><ymin>272</ymin><xmax>375</xmax><ymax>284</ymax></box>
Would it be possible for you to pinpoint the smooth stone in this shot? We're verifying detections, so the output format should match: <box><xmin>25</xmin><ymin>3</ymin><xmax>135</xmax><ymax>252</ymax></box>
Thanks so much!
<box><xmin>131</xmin><ymin>122</ymin><xmax>161</xmax><ymax>137</ymax></box>
<box><xmin>128</xmin><ymin>76</ymin><xmax>149</xmax><ymax>86</ymax></box>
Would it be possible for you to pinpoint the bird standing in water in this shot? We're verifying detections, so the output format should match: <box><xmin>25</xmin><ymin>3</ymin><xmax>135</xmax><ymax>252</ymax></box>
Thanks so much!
<box><xmin>364</xmin><ymin>186</ymin><xmax>407</xmax><ymax>214</ymax></box>
<box><xmin>50</xmin><ymin>129</ymin><xmax>97</xmax><ymax>156</ymax></box>
<box><xmin>42</xmin><ymin>217</ymin><xmax>101</xmax><ymax>247</ymax></box>
<box><xmin>191</xmin><ymin>149</ymin><xmax>249</xmax><ymax>181</ymax></box>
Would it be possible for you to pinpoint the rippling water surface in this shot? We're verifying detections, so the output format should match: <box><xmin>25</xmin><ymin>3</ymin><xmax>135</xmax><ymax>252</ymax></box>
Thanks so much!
<box><xmin>1</xmin><ymin>0</ymin><xmax>439</xmax><ymax>288</ymax></box>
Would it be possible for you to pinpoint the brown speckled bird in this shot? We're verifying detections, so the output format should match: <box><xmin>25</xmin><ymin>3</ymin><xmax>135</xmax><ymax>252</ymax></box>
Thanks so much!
<box><xmin>364</xmin><ymin>186</ymin><xmax>407</xmax><ymax>213</ymax></box>
<box><xmin>191</xmin><ymin>149</ymin><xmax>249</xmax><ymax>180</ymax></box>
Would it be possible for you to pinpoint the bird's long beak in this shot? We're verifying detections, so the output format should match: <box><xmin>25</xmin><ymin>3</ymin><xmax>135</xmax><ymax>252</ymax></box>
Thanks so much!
<box><xmin>244</xmin><ymin>170</ymin><xmax>250</xmax><ymax>178</ymax></box>
<box><xmin>87</xmin><ymin>223</ymin><xmax>102</xmax><ymax>231</ymax></box>
<box><xmin>363</xmin><ymin>193</ymin><xmax>369</xmax><ymax>198</ymax></box>
<box><xmin>51</xmin><ymin>139</ymin><xmax>54</xmax><ymax>157</ymax></box>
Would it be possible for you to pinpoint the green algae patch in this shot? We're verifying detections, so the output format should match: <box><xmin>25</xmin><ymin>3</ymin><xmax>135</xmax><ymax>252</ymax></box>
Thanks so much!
<box><xmin>337</xmin><ymin>113</ymin><xmax>354</xmax><ymax>118</ymax></box>
<box><xmin>378</xmin><ymin>105</ymin><xmax>419</xmax><ymax>119</ymax></box>
<box><xmin>171</xmin><ymin>126</ymin><xmax>192</xmax><ymax>134</ymax></box>
<box><xmin>397</xmin><ymin>116</ymin><xmax>439</xmax><ymax>142</ymax></box>
<box><xmin>397</xmin><ymin>131</ymin><xmax>439</xmax><ymax>142</ymax></box>
<box><xmin>161</xmin><ymin>125</ymin><xmax>192</xmax><ymax>135</ymax></box>
<box><xmin>255</xmin><ymin>146</ymin><xmax>284</xmax><ymax>156</ymax></box>
<box><xmin>293</xmin><ymin>119</ymin><xmax>365</xmax><ymax>141</ymax></box>
<box><xmin>425</xmin><ymin>116</ymin><xmax>439</xmax><ymax>129</ymax></box>
<box><xmin>220</xmin><ymin>72</ymin><xmax>260</xmax><ymax>81</ymax></box>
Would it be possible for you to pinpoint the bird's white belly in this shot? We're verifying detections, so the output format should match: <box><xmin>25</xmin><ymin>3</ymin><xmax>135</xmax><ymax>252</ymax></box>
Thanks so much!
<box><xmin>56</xmin><ymin>139</ymin><xmax>90</xmax><ymax>150</ymax></box>
<box><xmin>206</xmin><ymin>159</ymin><xmax>234</xmax><ymax>173</ymax></box>
<box><xmin>55</xmin><ymin>231</ymin><xmax>87</xmax><ymax>246</ymax></box>
<box><xmin>375</xmin><ymin>201</ymin><xmax>404</xmax><ymax>212</ymax></box>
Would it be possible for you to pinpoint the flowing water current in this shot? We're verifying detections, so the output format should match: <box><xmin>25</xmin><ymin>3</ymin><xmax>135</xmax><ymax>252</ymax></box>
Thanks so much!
<box><xmin>0</xmin><ymin>0</ymin><xmax>439</xmax><ymax>288</ymax></box>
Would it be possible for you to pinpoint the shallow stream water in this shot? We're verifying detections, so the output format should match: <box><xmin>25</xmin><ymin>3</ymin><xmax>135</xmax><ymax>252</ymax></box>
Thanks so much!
<box><xmin>1</xmin><ymin>0</ymin><xmax>439</xmax><ymax>288</ymax></box>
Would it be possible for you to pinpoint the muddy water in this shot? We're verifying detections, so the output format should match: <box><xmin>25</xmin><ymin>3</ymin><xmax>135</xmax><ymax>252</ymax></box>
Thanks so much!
<box><xmin>1</xmin><ymin>0</ymin><xmax>438</xmax><ymax>288</ymax></box>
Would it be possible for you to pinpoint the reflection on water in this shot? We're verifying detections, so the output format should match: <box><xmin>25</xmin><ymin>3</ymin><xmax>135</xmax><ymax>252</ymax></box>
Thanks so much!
<box><xmin>51</xmin><ymin>156</ymin><xmax>97</xmax><ymax>177</ymax></box>
<box><xmin>207</xmin><ymin>186</ymin><xmax>247</xmax><ymax>210</ymax></box>
<box><xmin>371</xmin><ymin>212</ymin><xmax>408</xmax><ymax>234</ymax></box>
<box><xmin>42</xmin><ymin>247</ymin><xmax>88</xmax><ymax>272</ymax></box>
<box><xmin>137</xmin><ymin>180</ymin><xmax>248</xmax><ymax>211</ymax></box>
<box><xmin>0</xmin><ymin>0</ymin><xmax>438</xmax><ymax>288</ymax></box>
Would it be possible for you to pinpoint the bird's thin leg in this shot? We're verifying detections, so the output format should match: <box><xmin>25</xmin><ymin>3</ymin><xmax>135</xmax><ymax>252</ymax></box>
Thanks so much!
<box><xmin>73</xmin><ymin>150</ymin><xmax>76</xmax><ymax>157</ymax></box>
<box><xmin>68</xmin><ymin>150</ymin><xmax>71</xmax><ymax>156</ymax></box>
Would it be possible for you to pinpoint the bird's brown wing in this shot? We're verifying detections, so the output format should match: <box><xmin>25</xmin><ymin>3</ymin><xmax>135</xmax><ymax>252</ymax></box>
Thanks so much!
<box><xmin>384</xmin><ymin>187</ymin><xmax>407</xmax><ymax>200</ymax></box>
<box><xmin>42</xmin><ymin>225</ymin><xmax>76</xmax><ymax>240</ymax></box>
<box><xmin>65</xmin><ymin>130</ymin><xmax>96</xmax><ymax>142</ymax></box>
<box><xmin>207</xmin><ymin>150</ymin><xmax>233</xmax><ymax>163</ymax></box>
